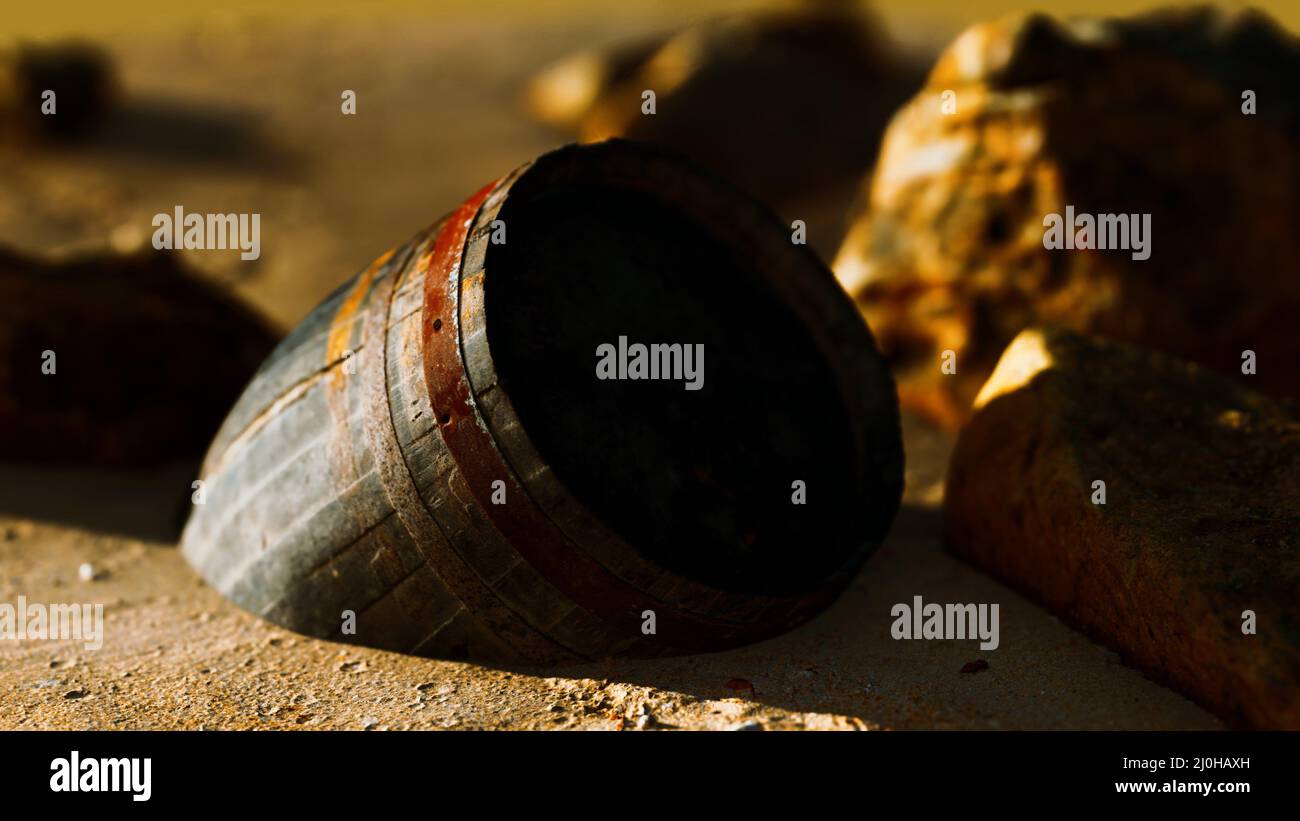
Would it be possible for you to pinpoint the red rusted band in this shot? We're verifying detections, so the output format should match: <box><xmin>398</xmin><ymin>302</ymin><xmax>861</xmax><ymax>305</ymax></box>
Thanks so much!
<box><xmin>358</xmin><ymin>237</ymin><xmax>572</xmax><ymax>663</ymax></box>
<box><xmin>419</xmin><ymin>180</ymin><xmax>798</xmax><ymax>652</ymax></box>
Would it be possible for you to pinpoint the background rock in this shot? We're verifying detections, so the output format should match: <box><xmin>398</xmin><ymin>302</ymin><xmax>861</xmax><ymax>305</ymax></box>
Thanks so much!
<box><xmin>0</xmin><ymin>40</ymin><xmax>118</xmax><ymax>142</ymax></box>
<box><xmin>0</xmin><ymin>246</ymin><xmax>279</xmax><ymax>466</ymax></box>
<box><xmin>835</xmin><ymin>8</ymin><xmax>1300</xmax><ymax>427</ymax></box>
<box><xmin>526</xmin><ymin>0</ymin><xmax>927</xmax><ymax>255</ymax></box>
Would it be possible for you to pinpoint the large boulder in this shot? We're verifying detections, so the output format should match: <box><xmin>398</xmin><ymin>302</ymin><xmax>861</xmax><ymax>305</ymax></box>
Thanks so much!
<box><xmin>834</xmin><ymin>8</ymin><xmax>1300</xmax><ymax>427</ymax></box>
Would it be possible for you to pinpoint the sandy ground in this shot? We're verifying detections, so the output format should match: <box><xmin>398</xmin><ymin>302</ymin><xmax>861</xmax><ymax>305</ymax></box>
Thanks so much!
<box><xmin>0</xmin><ymin>417</ymin><xmax>1220</xmax><ymax>730</ymax></box>
<box><xmin>0</xmin><ymin>3</ymin><xmax>1229</xmax><ymax>729</ymax></box>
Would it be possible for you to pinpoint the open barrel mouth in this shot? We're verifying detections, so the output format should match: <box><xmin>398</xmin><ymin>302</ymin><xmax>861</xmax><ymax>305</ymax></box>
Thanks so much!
<box><xmin>480</xmin><ymin>143</ymin><xmax>894</xmax><ymax>597</ymax></box>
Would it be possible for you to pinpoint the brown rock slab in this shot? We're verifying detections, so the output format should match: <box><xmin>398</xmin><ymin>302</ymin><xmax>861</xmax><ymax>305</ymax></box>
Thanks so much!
<box><xmin>945</xmin><ymin>327</ymin><xmax>1300</xmax><ymax>728</ymax></box>
<box><xmin>0</xmin><ymin>246</ymin><xmax>280</xmax><ymax>466</ymax></box>
<box><xmin>834</xmin><ymin>8</ymin><xmax>1300</xmax><ymax>428</ymax></box>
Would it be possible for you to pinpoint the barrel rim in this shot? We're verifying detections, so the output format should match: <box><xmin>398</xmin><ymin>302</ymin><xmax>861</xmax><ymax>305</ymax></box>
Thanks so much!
<box><xmin>421</xmin><ymin>164</ymin><xmax>804</xmax><ymax>652</ymax></box>
<box><xmin>451</xmin><ymin>140</ymin><xmax>903</xmax><ymax>624</ymax></box>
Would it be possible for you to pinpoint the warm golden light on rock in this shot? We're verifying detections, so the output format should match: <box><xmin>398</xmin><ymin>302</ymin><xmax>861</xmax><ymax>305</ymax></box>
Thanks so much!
<box><xmin>972</xmin><ymin>327</ymin><xmax>1055</xmax><ymax>410</ymax></box>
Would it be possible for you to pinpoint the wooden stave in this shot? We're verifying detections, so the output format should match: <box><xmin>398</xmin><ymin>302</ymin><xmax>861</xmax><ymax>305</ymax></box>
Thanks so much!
<box><xmin>385</xmin><ymin>216</ymin><xmax>638</xmax><ymax>662</ymax></box>
<box><xmin>183</xmin><ymin>233</ymin><xmax>562</xmax><ymax>664</ymax></box>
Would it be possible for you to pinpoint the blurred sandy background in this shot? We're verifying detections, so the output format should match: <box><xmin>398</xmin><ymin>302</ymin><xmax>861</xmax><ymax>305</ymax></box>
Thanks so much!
<box><xmin>5</xmin><ymin>0</ymin><xmax>1295</xmax><ymax>331</ymax></box>
<box><xmin>1</xmin><ymin>0</ymin><xmax>1291</xmax><ymax>729</ymax></box>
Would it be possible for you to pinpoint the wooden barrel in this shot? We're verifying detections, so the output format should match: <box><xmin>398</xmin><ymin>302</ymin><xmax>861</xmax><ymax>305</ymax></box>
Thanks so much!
<box><xmin>181</xmin><ymin>140</ymin><xmax>903</xmax><ymax>664</ymax></box>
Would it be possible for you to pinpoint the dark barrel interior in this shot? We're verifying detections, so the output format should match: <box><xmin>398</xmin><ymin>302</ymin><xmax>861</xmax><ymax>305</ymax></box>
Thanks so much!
<box><xmin>484</xmin><ymin>175</ymin><xmax>872</xmax><ymax>596</ymax></box>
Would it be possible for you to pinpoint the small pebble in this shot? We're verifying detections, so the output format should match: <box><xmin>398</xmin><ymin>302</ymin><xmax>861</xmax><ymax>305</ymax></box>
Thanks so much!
<box><xmin>729</xmin><ymin>720</ymin><xmax>763</xmax><ymax>731</ymax></box>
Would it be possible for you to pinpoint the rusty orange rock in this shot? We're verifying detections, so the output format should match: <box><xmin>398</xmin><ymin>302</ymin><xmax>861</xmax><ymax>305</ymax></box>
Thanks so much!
<box><xmin>834</xmin><ymin>8</ymin><xmax>1300</xmax><ymax>427</ymax></box>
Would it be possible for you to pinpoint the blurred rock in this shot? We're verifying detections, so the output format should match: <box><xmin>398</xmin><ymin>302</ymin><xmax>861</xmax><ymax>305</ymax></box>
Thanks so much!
<box><xmin>0</xmin><ymin>246</ymin><xmax>280</xmax><ymax>466</ymax></box>
<box><xmin>525</xmin><ymin>36</ymin><xmax>664</xmax><ymax>134</ymax></box>
<box><xmin>0</xmin><ymin>40</ymin><xmax>118</xmax><ymax>142</ymax></box>
<box><xmin>834</xmin><ymin>8</ymin><xmax>1300</xmax><ymax>428</ymax></box>
<box><xmin>945</xmin><ymin>327</ymin><xmax>1300</xmax><ymax>728</ymax></box>
<box><xmin>525</xmin><ymin>0</ymin><xmax>924</xmax><ymax>252</ymax></box>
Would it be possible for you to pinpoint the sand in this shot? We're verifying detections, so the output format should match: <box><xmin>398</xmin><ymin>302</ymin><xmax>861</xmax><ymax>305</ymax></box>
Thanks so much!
<box><xmin>0</xmin><ymin>417</ymin><xmax>1219</xmax><ymax>730</ymax></box>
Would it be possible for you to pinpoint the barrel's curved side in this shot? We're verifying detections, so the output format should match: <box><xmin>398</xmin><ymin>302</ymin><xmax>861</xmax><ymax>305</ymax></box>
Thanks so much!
<box><xmin>179</xmin><ymin>235</ymin><xmax>564</xmax><ymax>663</ymax></box>
<box><xmin>184</xmin><ymin>248</ymin><xmax>427</xmax><ymax>644</ymax></box>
